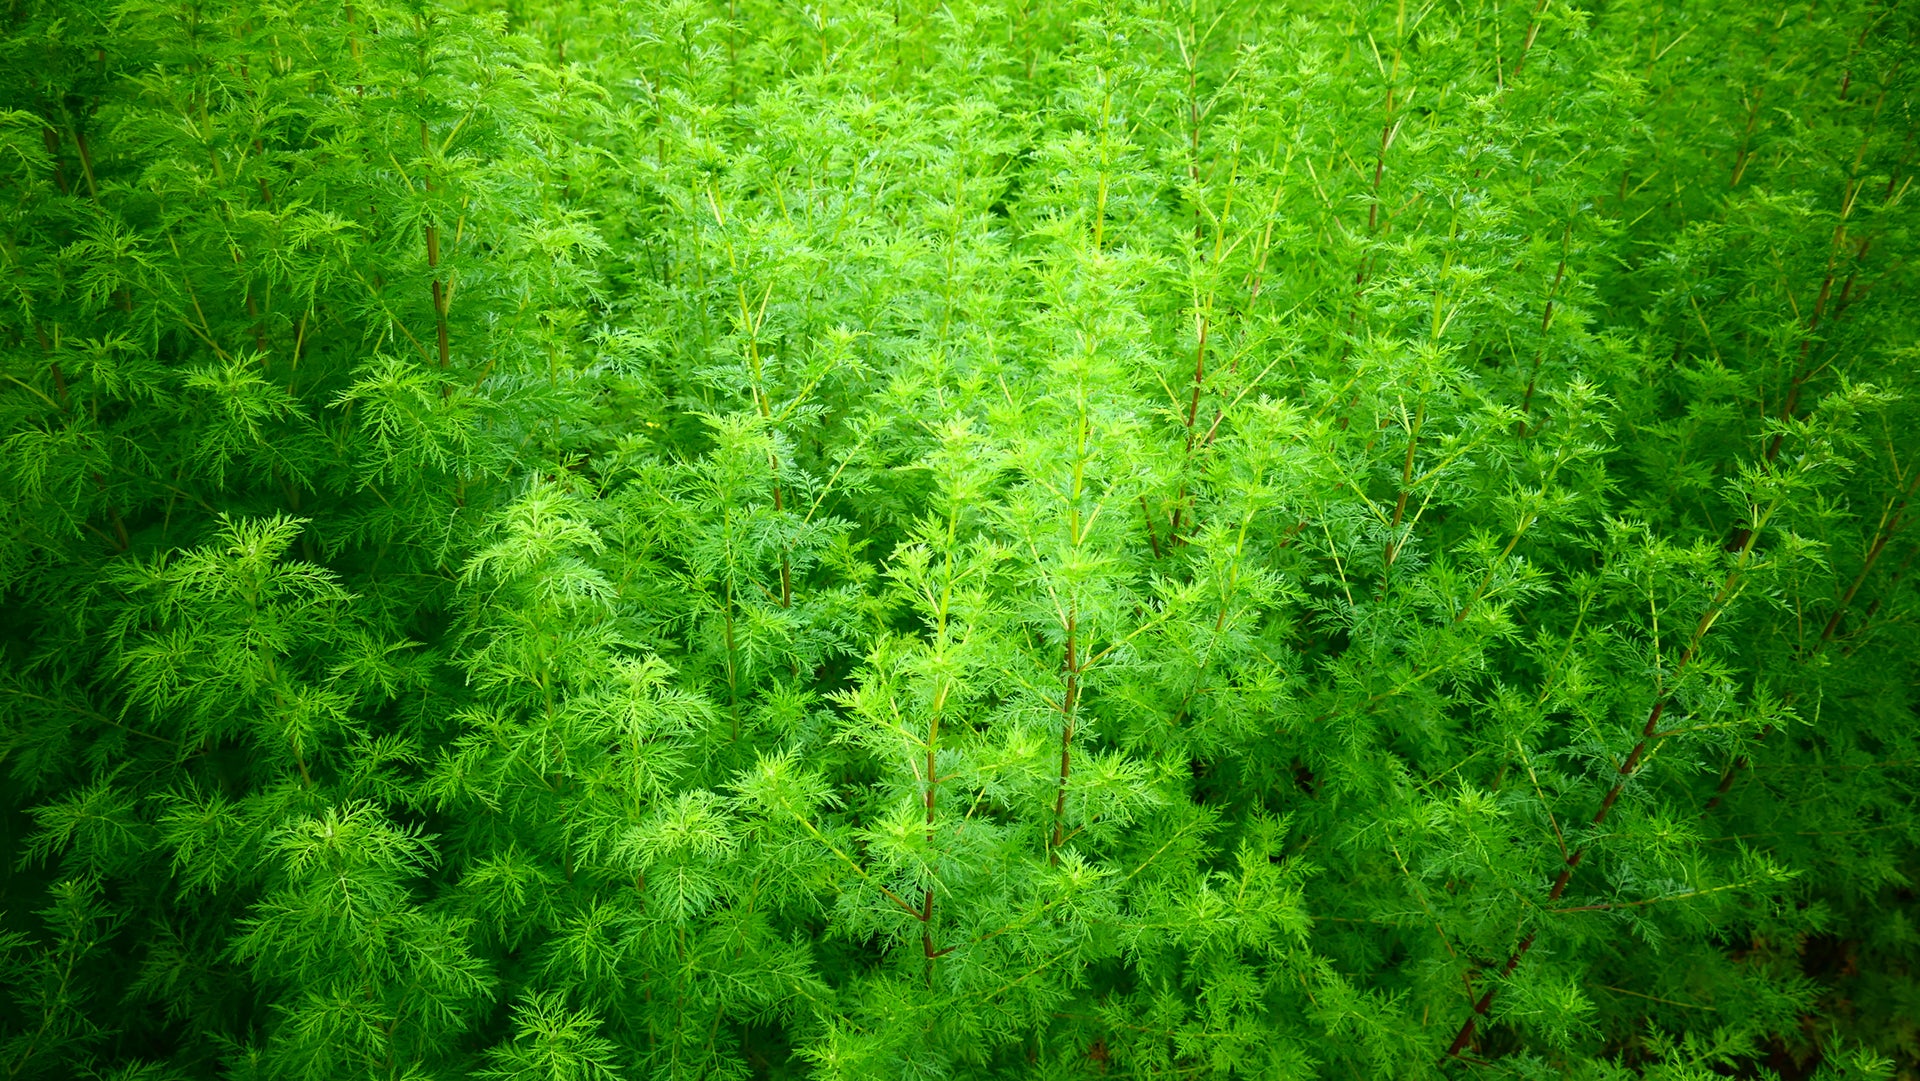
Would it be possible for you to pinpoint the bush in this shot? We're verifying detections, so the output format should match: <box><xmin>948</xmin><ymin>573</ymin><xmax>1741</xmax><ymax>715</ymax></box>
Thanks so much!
<box><xmin>2</xmin><ymin>0</ymin><xmax>1916</xmax><ymax>1077</ymax></box>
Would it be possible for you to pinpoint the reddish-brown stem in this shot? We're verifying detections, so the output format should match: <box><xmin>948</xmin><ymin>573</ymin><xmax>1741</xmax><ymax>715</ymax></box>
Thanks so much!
<box><xmin>1166</xmin><ymin>309</ymin><xmax>1214</xmax><ymax>543</ymax></box>
<box><xmin>1048</xmin><ymin>611</ymin><xmax>1081</xmax><ymax>865</ymax></box>
<box><xmin>1510</xmin><ymin>0</ymin><xmax>1547</xmax><ymax>79</ymax></box>
<box><xmin>714</xmin><ymin>184</ymin><xmax>797</xmax><ymax>609</ymax></box>
<box><xmin>1184</xmin><ymin>318</ymin><xmax>1209</xmax><ymax>433</ymax></box>
<box><xmin>1766</xmin><ymin>205</ymin><xmax>1850</xmax><ymax>463</ymax></box>
<box><xmin>759</xmin><ymin>456</ymin><xmax>796</xmax><ymax>595</ymax></box>
<box><xmin>246</xmin><ymin>289</ymin><xmax>269</xmax><ymax>356</ymax></box>
<box><xmin>98</xmin><ymin>481</ymin><xmax>130</xmax><ymax>551</ymax></box>
<box><xmin>1829</xmin><ymin>235</ymin><xmax>1874</xmax><ymax>323</ymax></box>
<box><xmin>1885</xmin><ymin>128</ymin><xmax>1918</xmax><ymax>203</ymax></box>
<box><xmin>1445</xmin><ymin>933</ymin><xmax>1533</xmax><ymax>1056</ymax></box>
<box><xmin>921</xmin><ymin>699</ymin><xmax>942</xmax><ymax>980</ymax></box>
<box><xmin>745</xmin><ymin>369</ymin><xmax>794</xmax><ymax>605</ymax></box>
<box><xmin>771</xmin><ymin>478</ymin><xmax>794</xmax><ymax>608</ymax></box>
<box><xmin>1730</xmin><ymin>86</ymin><xmax>1764</xmax><ymax>188</ymax></box>
<box><xmin>1445</xmin><ymin>548</ymin><xmax>1749</xmax><ymax>1058</ymax></box>
<box><xmin>1357</xmin><ymin>37</ymin><xmax>1404</xmax><ymax>287</ymax></box>
<box><xmin>722</xmin><ymin>581</ymin><xmax>741</xmax><ymax>741</ymax></box>
<box><xmin>1708</xmin><ymin>469</ymin><xmax>1920</xmax><ymax>809</ymax></box>
<box><xmin>1446</xmin><ymin>693</ymin><xmax>1663</xmax><ymax>1055</ymax></box>
<box><xmin>1367</xmin><ymin>116</ymin><xmax>1392</xmax><ymax>239</ymax></box>
<box><xmin>1519</xmin><ymin>222</ymin><xmax>1573</xmax><ymax>431</ymax></box>
<box><xmin>37</xmin><ymin>325</ymin><xmax>70</xmax><ymax>409</ymax></box>
<box><xmin>1185</xmin><ymin>21</ymin><xmax>1202</xmax><ymax>241</ymax></box>
<box><xmin>421</xmin><ymin>123</ymin><xmax>451</xmax><ymax>395</ymax></box>
<box><xmin>1139</xmin><ymin>496</ymin><xmax>1163</xmax><ymax>559</ymax></box>
<box><xmin>1382</xmin><ymin>402</ymin><xmax>1422</xmax><ymax>574</ymax></box>
<box><xmin>41</xmin><ymin>127</ymin><xmax>68</xmax><ymax>195</ymax></box>
<box><xmin>72</xmin><ymin>129</ymin><xmax>98</xmax><ymax>201</ymax></box>
<box><xmin>920</xmin><ymin>887</ymin><xmax>936</xmax><ymax>966</ymax></box>
<box><xmin>1763</xmin><ymin>50</ymin><xmax>1886</xmax><ymax>465</ymax></box>
<box><xmin>36</xmin><ymin>327</ymin><xmax>126</xmax><ymax>550</ymax></box>
<box><xmin>1843</xmin><ymin>541</ymin><xmax>1917</xmax><ymax>658</ymax></box>
<box><xmin>1835</xmin><ymin>18</ymin><xmax>1874</xmax><ymax>105</ymax></box>
<box><xmin>1821</xmin><ymin>467</ymin><xmax>1920</xmax><ymax>644</ymax></box>
<box><xmin>428</xmin><ymin>231</ymin><xmax>448</xmax><ymax>364</ymax></box>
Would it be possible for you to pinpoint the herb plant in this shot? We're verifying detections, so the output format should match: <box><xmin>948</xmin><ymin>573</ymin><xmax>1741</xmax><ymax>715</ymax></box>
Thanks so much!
<box><xmin>2</xmin><ymin>0</ymin><xmax>1917</xmax><ymax>1078</ymax></box>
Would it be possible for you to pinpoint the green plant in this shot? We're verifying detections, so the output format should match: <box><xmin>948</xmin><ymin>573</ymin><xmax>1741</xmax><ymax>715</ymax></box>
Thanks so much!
<box><xmin>2</xmin><ymin>0</ymin><xmax>1917</xmax><ymax>1078</ymax></box>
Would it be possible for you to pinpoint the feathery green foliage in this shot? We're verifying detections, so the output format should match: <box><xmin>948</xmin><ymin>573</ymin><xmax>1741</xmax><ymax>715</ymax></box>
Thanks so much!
<box><xmin>3</xmin><ymin>0</ymin><xmax>1917</xmax><ymax>1078</ymax></box>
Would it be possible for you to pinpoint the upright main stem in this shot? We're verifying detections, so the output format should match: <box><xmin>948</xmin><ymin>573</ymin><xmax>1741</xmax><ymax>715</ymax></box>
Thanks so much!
<box><xmin>1048</xmin><ymin>607</ymin><xmax>1081</xmax><ymax>866</ymax></box>
<box><xmin>921</xmin><ymin>676</ymin><xmax>947</xmax><ymax>979</ymax></box>
<box><xmin>422</xmin><ymin>121</ymin><xmax>451</xmax><ymax>396</ymax></box>
<box><xmin>1382</xmin><ymin>400</ymin><xmax>1423</xmax><ymax>574</ymax></box>
<box><xmin>921</xmin><ymin>513</ymin><xmax>960</xmax><ymax>979</ymax></box>
<box><xmin>1706</xmin><ymin>467</ymin><xmax>1920</xmax><ymax>808</ymax></box>
<box><xmin>1359</xmin><ymin>3</ymin><xmax>1406</xmax><ymax>283</ymax></box>
<box><xmin>1763</xmin><ymin>28</ymin><xmax>1885</xmax><ymax>467</ymax></box>
<box><xmin>710</xmin><ymin>184</ymin><xmax>795</xmax><ymax>609</ymax></box>
<box><xmin>1050</xmin><ymin>404</ymin><xmax>1092</xmax><ymax>864</ymax></box>
<box><xmin>1445</xmin><ymin>519</ymin><xmax>1765</xmax><ymax>1058</ymax></box>
<box><xmin>1518</xmin><ymin>220</ymin><xmax>1573</xmax><ymax>430</ymax></box>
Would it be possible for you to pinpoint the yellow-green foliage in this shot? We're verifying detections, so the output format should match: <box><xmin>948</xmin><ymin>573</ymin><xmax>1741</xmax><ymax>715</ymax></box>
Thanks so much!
<box><xmin>2</xmin><ymin>1</ymin><xmax>1916</xmax><ymax>1078</ymax></box>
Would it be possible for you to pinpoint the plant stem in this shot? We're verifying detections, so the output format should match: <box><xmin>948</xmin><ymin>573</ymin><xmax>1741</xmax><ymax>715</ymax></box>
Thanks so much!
<box><xmin>1048</xmin><ymin>606</ymin><xmax>1080</xmax><ymax>866</ymax></box>
<box><xmin>1446</xmin><ymin>513</ymin><xmax>1766</xmax><ymax>1058</ymax></box>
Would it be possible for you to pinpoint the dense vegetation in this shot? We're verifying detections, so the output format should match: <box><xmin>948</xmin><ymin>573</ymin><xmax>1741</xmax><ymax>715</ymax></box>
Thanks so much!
<box><xmin>2</xmin><ymin>0</ymin><xmax>1917</xmax><ymax>1077</ymax></box>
